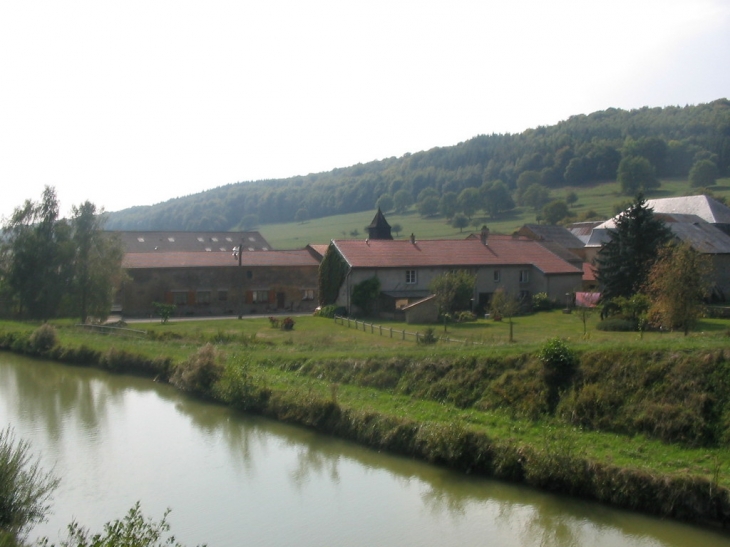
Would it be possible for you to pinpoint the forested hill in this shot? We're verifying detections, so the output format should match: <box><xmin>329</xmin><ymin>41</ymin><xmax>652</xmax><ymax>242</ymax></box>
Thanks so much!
<box><xmin>105</xmin><ymin>99</ymin><xmax>730</xmax><ymax>231</ymax></box>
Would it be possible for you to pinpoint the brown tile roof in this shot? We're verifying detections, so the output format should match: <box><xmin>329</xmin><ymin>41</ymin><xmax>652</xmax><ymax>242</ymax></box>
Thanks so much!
<box><xmin>305</xmin><ymin>244</ymin><xmax>330</xmax><ymax>259</ymax></box>
<box><xmin>123</xmin><ymin>249</ymin><xmax>320</xmax><ymax>269</ymax></box>
<box><xmin>332</xmin><ymin>237</ymin><xmax>581</xmax><ymax>274</ymax></box>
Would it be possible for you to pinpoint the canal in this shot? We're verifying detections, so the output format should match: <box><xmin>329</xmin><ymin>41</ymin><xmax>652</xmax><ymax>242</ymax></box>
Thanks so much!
<box><xmin>1</xmin><ymin>353</ymin><xmax>729</xmax><ymax>547</ymax></box>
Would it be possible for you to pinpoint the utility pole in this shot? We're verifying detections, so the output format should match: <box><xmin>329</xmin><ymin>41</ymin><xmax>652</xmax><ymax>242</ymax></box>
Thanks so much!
<box><xmin>233</xmin><ymin>243</ymin><xmax>243</xmax><ymax>319</ymax></box>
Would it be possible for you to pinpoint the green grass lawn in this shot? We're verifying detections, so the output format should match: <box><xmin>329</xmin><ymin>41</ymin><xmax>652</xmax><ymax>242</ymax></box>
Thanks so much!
<box><xmin>6</xmin><ymin>311</ymin><xmax>730</xmax><ymax>491</ymax></box>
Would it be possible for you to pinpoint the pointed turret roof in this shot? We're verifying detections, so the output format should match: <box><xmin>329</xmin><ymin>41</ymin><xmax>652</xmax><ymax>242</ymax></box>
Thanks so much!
<box><xmin>366</xmin><ymin>208</ymin><xmax>393</xmax><ymax>240</ymax></box>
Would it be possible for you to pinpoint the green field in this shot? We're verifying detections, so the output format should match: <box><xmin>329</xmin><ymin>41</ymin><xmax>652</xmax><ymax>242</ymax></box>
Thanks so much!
<box><xmin>261</xmin><ymin>177</ymin><xmax>730</xmax><ymax>249</ymax></box>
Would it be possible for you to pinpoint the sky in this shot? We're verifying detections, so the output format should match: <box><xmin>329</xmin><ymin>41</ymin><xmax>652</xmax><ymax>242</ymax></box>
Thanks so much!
<box><xmin>1</xmin><ymin>0</ymin><xmax>729</xmax><ymax>222</ymax></box>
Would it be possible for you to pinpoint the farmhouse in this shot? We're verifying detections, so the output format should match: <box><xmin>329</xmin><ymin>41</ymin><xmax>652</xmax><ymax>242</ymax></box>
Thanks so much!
<box><xmin>119</xmin><ymin>249</ymin><xmax>321</xmax><ymax>317</ymax></box>
<box><xmin>114</xmin><ymin>230</ymin><xmax>320</xmax><ymax>317</ymax></box>
<box><xmin>321</xmin><ymin>226</ymin><xmax>583</xmax><ymax>318</ymax></box>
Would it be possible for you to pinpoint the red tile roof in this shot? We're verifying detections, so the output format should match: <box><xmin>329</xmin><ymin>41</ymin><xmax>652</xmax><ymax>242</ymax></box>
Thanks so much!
<box><xmin>332</xmin><ymin>237</ymin><xmax>581</xmax><ymax>274</ymax></box>
<box><xmin>123</xmin><ymin>250</ymin><xmax>320</xmax><ymax>269</ymax></box>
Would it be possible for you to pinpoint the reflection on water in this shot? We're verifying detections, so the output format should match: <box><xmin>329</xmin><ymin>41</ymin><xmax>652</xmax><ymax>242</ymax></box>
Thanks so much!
<box><xmin>2</xmin><ymin>352</ymin><xmax>730</xmax><ymax>547</ymax></box>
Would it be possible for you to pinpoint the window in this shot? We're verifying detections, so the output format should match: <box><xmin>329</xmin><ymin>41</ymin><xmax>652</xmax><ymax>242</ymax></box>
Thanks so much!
<box><xmin>196</xmin><ymin>291</ymin><xmax>211</xmax><ymax>305</ymax></box>
<box><xmin>246</xmin><ymin>270</ymin><xmax>253</xmax><ymax>280</ymax></box>
<box><xmin>252</xmin><ymin>290</ymin><xmax>269</xmax><ymax>303</ymax></box>
<box><xmin>218</xmin><ymin>290</ymin><xmax>228</xmax><ymax>302</ymax></box>
<box><xmin>168</xmin><ymin>237</ymin><xmax>175</xmax><ymax>242</ymax></box>
<box><xmin>493</xmin><ymin>270</ymin><xmax>501</xmax><ymax>283</ymax></box>
<box><xmin>405</xmin><ymin>270</ymin><xmax>417</xmax><ymax>284</ymax></box>
<box><xmin>172</xmin><ymin>292</ymin><xmax>187</xmax><ymax>305</ymax></box>
<box><xmin>519</xmin><ymin>270</ymin><xmax>530</xmax><ymax>284</ymax></box>
<box><xmin>302</xmin><ymin>289</ymin><xmax>315</xmax><ymax>301</ymax></box>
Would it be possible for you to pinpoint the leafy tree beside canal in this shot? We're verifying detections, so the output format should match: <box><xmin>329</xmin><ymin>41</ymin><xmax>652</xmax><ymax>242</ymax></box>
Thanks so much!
<box><xmin>0</xmin><ymin>187</ymin><xmax>125</xmax><ymax>323</ymax></box>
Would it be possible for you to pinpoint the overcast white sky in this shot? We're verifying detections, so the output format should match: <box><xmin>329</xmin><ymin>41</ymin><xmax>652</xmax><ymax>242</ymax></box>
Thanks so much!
<box><xmin>1</xmin><ymin>0</ymin><xmax>729</xmax><ymax>222</ymax></box>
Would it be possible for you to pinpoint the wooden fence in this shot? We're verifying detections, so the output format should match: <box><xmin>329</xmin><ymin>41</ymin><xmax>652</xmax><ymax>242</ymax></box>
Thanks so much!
<box><xmin>75</xmin><ymin>324</ymin><xmax>148</xmax><ymax>338</ymax></box>
<box><xmin>333</xmin><ymin>315</ymin><xmax>484</xmax><ymax>346</ymax></box>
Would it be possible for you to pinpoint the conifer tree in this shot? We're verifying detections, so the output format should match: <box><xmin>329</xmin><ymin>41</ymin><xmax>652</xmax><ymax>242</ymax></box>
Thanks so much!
<box><xmin>595</xmin><ymin>193</ymin><xmax>672</xmax><ymax>300</ymax></box>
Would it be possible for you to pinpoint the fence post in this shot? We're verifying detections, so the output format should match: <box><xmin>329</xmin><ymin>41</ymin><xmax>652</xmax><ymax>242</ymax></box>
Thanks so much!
<box><xmin>379</xmin><ymin>325</ymin><xmax>382</xmax><ymax>335</ymax></box>
<box><xmin>390</xmin><ymin>327</ymin><xmax>393</xmax><ymax>338</ymax></box>
<box><xmin>371</xmin><ymin>323</ymin><xmax>374</xmax><ymax>333</ymax></box>
<box><xmin>402</xmin><ymin>329</ymin><xmax>405</xmax><ymax>340</ymax></box>
<box><xmin>416</xmin><ymin>332</ymin><xmax>420</xmax><ymax>343</ymax></box>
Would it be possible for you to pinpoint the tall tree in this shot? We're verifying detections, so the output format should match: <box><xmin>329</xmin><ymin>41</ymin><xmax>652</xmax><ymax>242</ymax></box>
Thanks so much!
<box><xmin>451</xmin><ymin>213</ymin><xmax>469</xmax><ymax>232</ymax></box>
<box><xmin>457</xmin><ymin>188</ymin><xmax>480</xmax><ymax>218</ymax></box>
<box><xmin>439</xmin><ymin>191</ymin><xmax>458</xmax><ymax>219</ymax></box>
<box><xmin>689</xmin><ymin>159</ymin><xmax>719</xmax><ymax>188</ymax></box>
<box><xmin>618</xmin><ymin>156</ymin><xmax>658</xmax><ymax>195</ymax></box>
<box><xmin>481</xmin><ymin>180</ymin><xmax>514</xmax><ymax>217</ymax></box>
<box><xmin>429</xmin><ymin>270</ymin><xmax>476</xmax><ymax>316</ymax></box>
<box><xmin>541</xmin><ymin>199</ymin><xmax>571</xmax><ymax>225</ymax></box>
<box><xmin>393</xmin><ymin>189</ymin><xmax>411</xmax><ymax>214</ymax></box>
<box><xmin>595</xmin><ymin>194</ymin><xmax>672</xmax><ymax>300</ymax></box>
<box><xmin>69</xmin><ymin>201</ymin><xmax>126</xmax><ymax>323</ymax></box>
<box><xmin>375</xmin><ymin>193</ymin><xmax>394</xmax><ymax>213</ymax></box>
<box><xmin>1</xmin><ymin>187</ymin><xmax>73</xmax><ymax>319</ymax></box>
<box><xmin>645</xmin><ymin>243</ymin><xmax>713</xmax><ymax>335</ymax></box>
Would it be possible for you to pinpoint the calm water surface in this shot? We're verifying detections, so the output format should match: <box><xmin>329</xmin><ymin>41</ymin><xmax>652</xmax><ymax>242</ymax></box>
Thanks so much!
<box><xmin>1</xmin><ymin>353</ymin><xmax>729</xmax><ymax>547</ymax></box>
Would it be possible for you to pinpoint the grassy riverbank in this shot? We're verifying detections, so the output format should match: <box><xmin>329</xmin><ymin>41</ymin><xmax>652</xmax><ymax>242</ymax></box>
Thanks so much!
<box><xmin>3</xmin><ymin>312</ymin><xmax>730</xmax><ymax>526</ymax></box>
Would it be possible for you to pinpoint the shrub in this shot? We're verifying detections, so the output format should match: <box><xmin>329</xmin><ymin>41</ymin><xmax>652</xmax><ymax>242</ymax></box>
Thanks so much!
<box><xmin>537</xmin><ymin>337</ymin><xmax>578</xmax><ymax>412</ymax></box>
<box><xmin>151</xmin><ymin>302</ymin><xmax>176</xmax><ymax>324</ymax></box>
<box><xmin>28</xmin><ymin>324</ymin><xmax>58</xmax><ymax>354</ymax></box>
<box><xmin>0</xmin><ymin>427</ymin><xmax>59</xmax><ymax>538</ymax></box>
<box><xmin>314</xmin><ymin>305</ymin><xmax>339</xmax><ymax>318</ymax></box>
<box><xmin>532</xmin><ymin>292</ymin><xmax>552</xmax><ymax>311</ymax></box>
<box><xmin>281</xmin><ymin>317</ymin><xmax>295</xmax><ymax>331</ymax></box>
<box><xmin>596</xmin><ymin>318</ymin><xmax>638</xmax><ymax>331</ymax></box>
<box><xmin>46</xmin><ymin>502</ymin><xmax>190</xmax><ymax>547</ymax></box>
<box><xmin>418</xmin><ymin>327</ymin><xmax>438</xmax><ymax>345</ymax></box>
<box><xmin>455</xmin><ymin>311</ymin><xmax>477</xmax><ymax>323</ymax></box>
<box><xmin>170</xmin><ymin>344</ymin><xmax>224</xmax><ymax>396</ymax></box>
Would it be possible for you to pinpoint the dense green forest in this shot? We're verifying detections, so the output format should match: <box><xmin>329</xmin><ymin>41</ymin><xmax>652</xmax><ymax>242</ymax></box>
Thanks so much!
<box><xmin>106</xmin><ymin>99</ymin><xmax>730</xmax><ymax>231</ymax></box>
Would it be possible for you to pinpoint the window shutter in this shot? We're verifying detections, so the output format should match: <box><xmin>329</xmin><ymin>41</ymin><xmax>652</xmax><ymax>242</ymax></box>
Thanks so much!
<box><xmin>246</xmin><ymin>291</ymin><xmax>253</xmax><ymax>304</ymax></box>
<box><xmin>269</xmin><ymin>289</ymin><xmax>276</xmax><ymax>303</ymax></box>
<box><xmin>164</xmin><ymin>291</ymin><xmax>173</xmax><ymax>304</ymax></box>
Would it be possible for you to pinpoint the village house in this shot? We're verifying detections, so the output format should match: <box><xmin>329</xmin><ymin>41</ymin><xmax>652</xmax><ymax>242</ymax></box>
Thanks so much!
<box><xmin>114</xmin><ymin>231</ymin><xmax>320</xmax><ymax>317</ymax></box>
<box><xmin>321</xmin><ymin>218</ymin><xmax>584</xmax><ymax>319</ymax></box>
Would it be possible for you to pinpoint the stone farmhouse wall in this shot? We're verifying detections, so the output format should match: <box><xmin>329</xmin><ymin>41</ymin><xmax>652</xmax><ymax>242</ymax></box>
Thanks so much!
<box><xmin>119</xmin><ymin>264</ymin><xmax>319</xmax><ymax>318</ymax></box>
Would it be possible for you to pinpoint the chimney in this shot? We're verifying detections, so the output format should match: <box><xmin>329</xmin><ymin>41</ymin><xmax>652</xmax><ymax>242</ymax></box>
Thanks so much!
<box><xmin>480</xmin><ymin>225</ymin><xmax>489</xmax><ymax>245</ymax></box>
<box><xmin>410</xmin><ymin>233</ymin><xmax>416</xmax><ymax>244</ymax></box>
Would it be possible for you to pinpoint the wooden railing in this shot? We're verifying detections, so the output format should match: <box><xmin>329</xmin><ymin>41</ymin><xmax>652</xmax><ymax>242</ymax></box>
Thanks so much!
<box><xmin>75</xmin><ymin>324</ymin><xmax>148</xmax><ymax>338</ymax></box>
<box><xmin>333</xmin><ymin>315</ymin><xmax>484</xmax><ymax>346</ymax></box>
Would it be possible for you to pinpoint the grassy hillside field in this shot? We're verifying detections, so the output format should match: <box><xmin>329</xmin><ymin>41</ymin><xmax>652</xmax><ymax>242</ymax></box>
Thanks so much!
<box><xmin>263</xmin><ymin>177</ymin><xmax>730</xmax><ymax>249</ymax></box>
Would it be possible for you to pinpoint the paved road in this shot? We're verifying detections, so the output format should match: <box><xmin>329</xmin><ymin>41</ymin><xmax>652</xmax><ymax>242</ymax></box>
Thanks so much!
<box><xmin>109</xmin><ymin>311</ymin><xmax>313</xmax><ymax>324</ymax></box>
